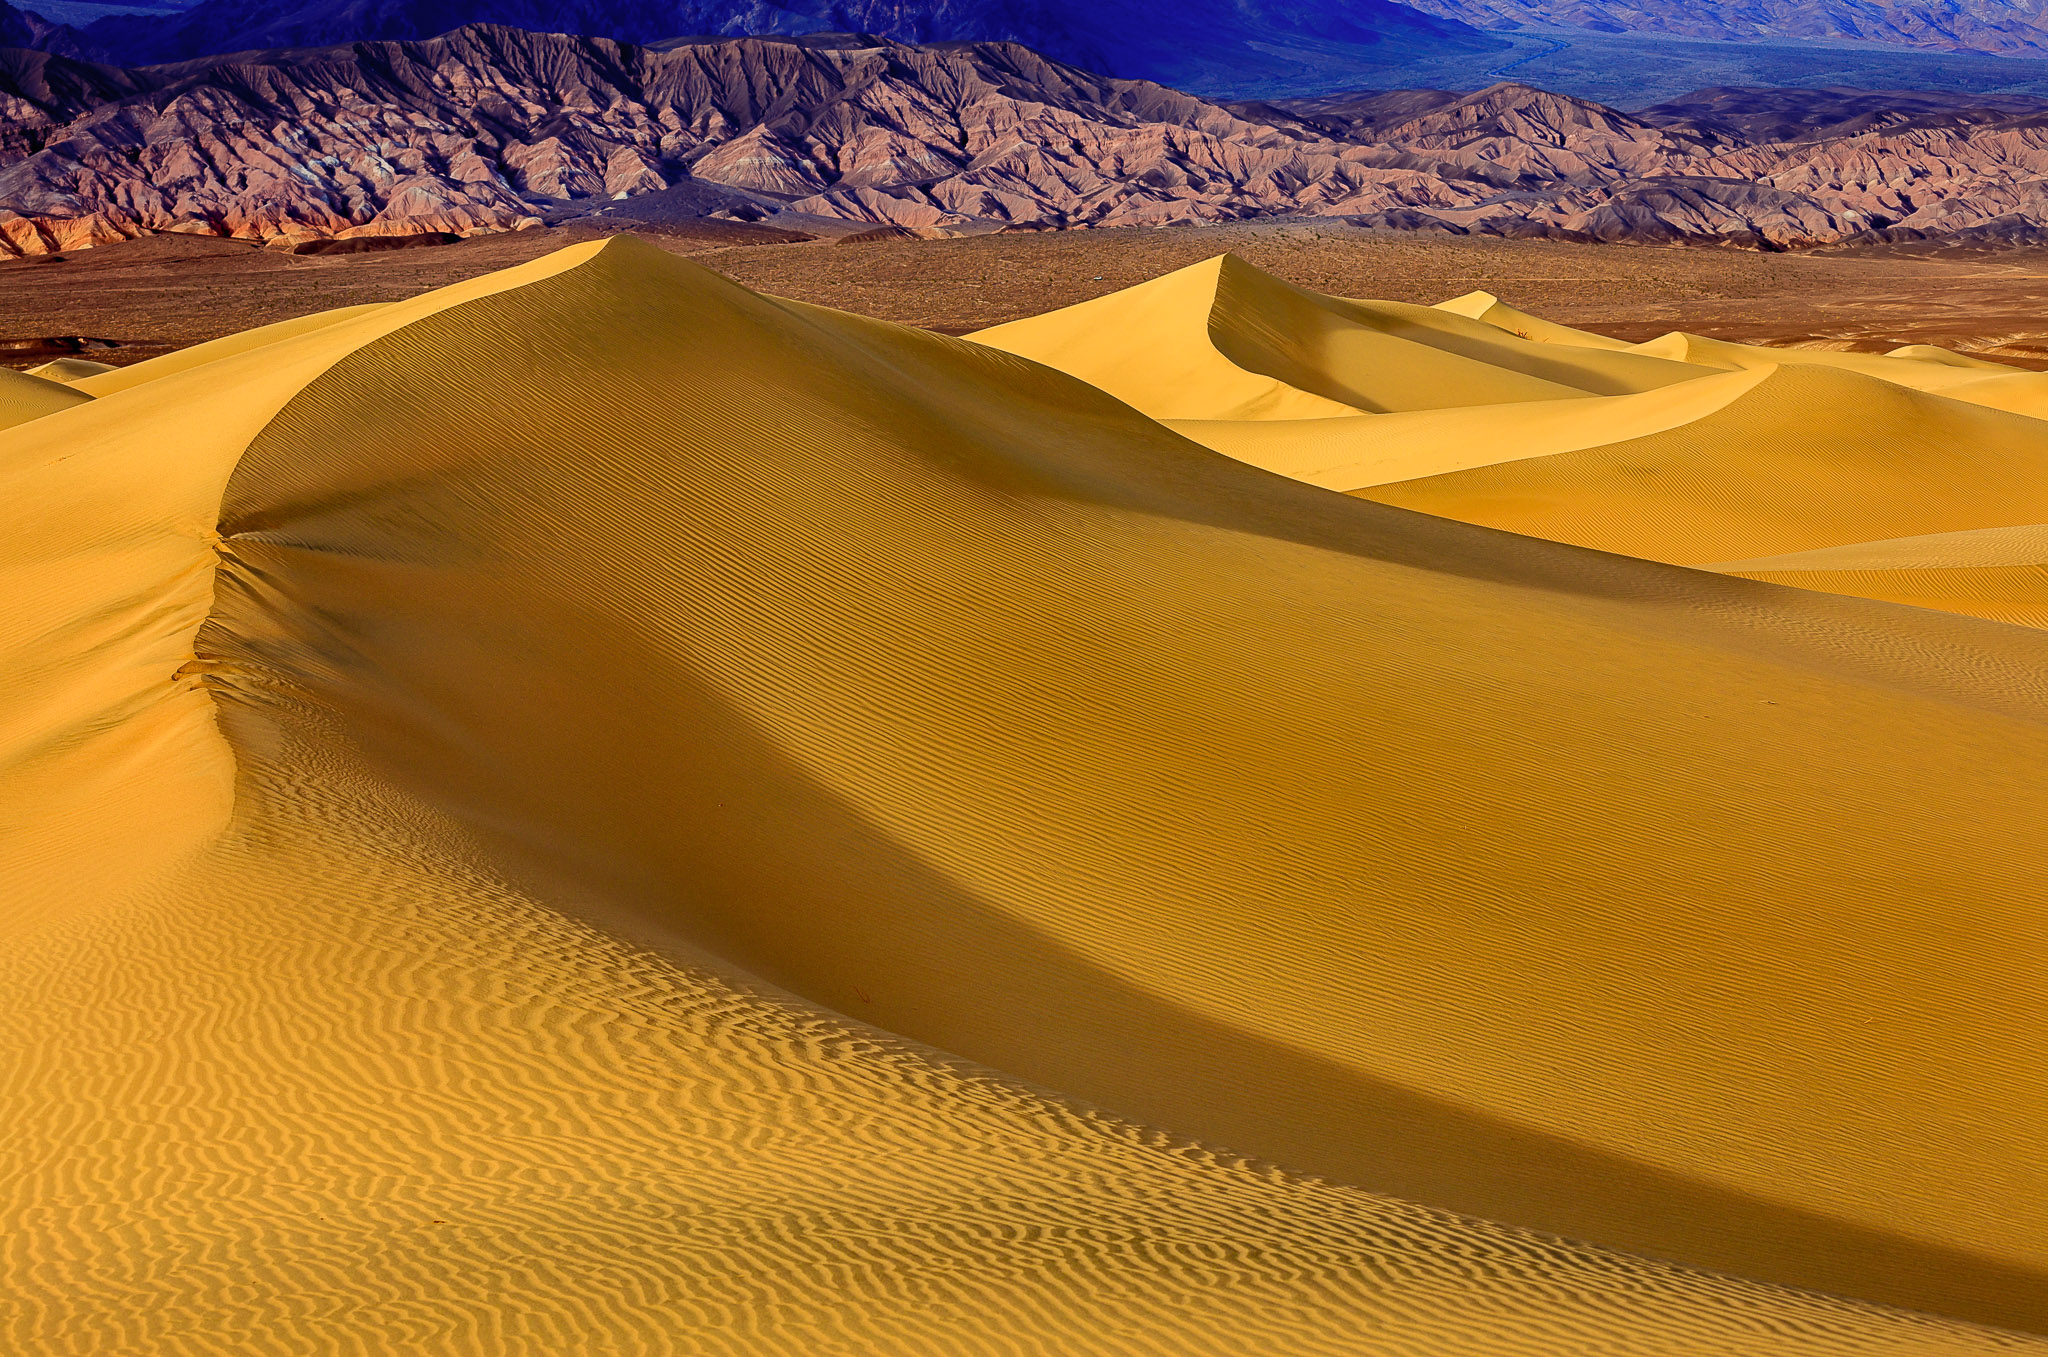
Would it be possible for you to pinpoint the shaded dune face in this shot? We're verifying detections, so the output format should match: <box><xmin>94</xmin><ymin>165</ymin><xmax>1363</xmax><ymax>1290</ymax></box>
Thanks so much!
<box><xmin>7</xmin><ymin>237</ymin><xmax>2048</xmax><ymax>1352</ymax></box>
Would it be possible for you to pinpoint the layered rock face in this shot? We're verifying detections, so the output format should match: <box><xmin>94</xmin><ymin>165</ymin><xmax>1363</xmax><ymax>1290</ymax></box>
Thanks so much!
<box><xmin>10</xmin><ymin>29</ymin><xmax>2048</xmax><ymax>255</ymax></box>
<box><xmin>1402</xmin><ymin>0</ymin><xmax>2048</xmax><ymax>59</ymax></box>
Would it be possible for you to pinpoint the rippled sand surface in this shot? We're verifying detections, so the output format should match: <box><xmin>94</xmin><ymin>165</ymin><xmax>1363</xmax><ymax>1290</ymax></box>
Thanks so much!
<box><xmin>6</xmin><ymin>237</ymin><xmax>2047</xmax><ymax>1353</ymax></box>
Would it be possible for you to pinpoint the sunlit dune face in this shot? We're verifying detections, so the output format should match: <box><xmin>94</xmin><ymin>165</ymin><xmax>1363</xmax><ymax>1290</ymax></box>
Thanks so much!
<box><xmin>5</xmin><ymin>237</ymin><xmax>2047</xmax><ymax>1354</ymax></box>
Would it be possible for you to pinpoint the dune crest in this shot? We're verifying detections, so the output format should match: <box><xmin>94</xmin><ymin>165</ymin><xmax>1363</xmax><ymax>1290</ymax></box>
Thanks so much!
<box><xmin>8</xmin><ymin>237</ymin><xmax>2048</xmax><ymax>1351</ymax></box>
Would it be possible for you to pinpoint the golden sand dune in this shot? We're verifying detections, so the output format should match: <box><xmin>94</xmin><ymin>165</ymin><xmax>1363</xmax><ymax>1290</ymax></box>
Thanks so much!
<box><xmin>1162</xmin><ymin>367</ymin><xmax>1771</xmax><ymax>489</ymax></box>
<box><xmin>972</xmin><ymin>255</ymin><xmax>1708</xmax><ymax>420</ymax></box>
<box><xmin>983</xmin><ymin>257</ymin><xmax>2048</xmax><ymax>628</ymax></box>
<box><xmin>1938</xmin><ymin>369</ymin><xmax>2048</xmax><ymax>420</ymax></box>
<box><xmin>1618</xmin><ymin>329</ymin><xmax>2002</xmax><ymax>393</ymax></box>
<box><xmin>1712</xmin><ymin>524</ymin><xmax>2048</xmax><ymax>629</ymax></box>
<box><xmin>23</xmin><ymin>356</ymin><xmax>117</xmax><ymax>383</ymax></box>
<box><xmin>70</xmin><ymin>302</ymin><xmax>390</xmax><ymax>398</ymax></box>
<box><xmin>1356</xmin><ymin>363</ymin><xmax>2048</xmax><ymax>564</ymax></box>
<box><xmin>0</xmin><ymin>364</ymin><xmax>90</xmax><ymax>430</ymax></box>
<box><xmin>1434</xmin><ymin>288</ymin><xmax>1640</xmax><ymax>351</ymax></box>
<box><xmin>8</xmin><ymin>238</ymin><xmax>2048</xmax><ymax>1352</ymax></box>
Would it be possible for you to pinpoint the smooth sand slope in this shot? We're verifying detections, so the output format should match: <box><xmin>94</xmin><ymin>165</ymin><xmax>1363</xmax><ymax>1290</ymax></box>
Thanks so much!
<box><xmin>970</xmin><ymin>255</ymin><xmax>1709</xmax><ymax>419</ymax></box>
<box><xmin>1358</xmin><ymin>364</ymin><xmax>2048</xmax><ymax>564</ymax></box>
<box><xmin>0</xmin><ymin>364</ymin><xmax>89</xmax><ymax>430</ymax></box>
<box><xmin>7</xmin><ymin>238</ymin><xmax>2048</xmax><ymax>1353</ymax></box>
<box><xmin>22</xmin><ymin>356</ymin><xmax>116</xmax><ymax>383</ymax></box>
<box><xmin>980</xmin><ymin>254</ymin><xmax>2048</xmax><ymax>629</ymax></box>
<box><xmin>1160</xmin><ymin>367</ymin><xmax>1773</xmax><ymax>490</ymax></box>
<box><xmin>1713</xmin><ymin>524</ymin><xmax>2048</xmax><ymax>629</ymax></box>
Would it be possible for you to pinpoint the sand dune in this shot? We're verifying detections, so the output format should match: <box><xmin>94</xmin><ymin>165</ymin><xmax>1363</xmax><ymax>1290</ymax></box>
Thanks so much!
<box><xmin>22</xmin><ymin>356</ymin><xmax>115</xmax><ymax>383</ymax></box>
<box><xmin>1357</xmin><ymin>363</ymin><xmax>2048</xmax><ymax>564</ymax></box>
<box><xmin>972</xmin><ymin>255</ymin><xmax>1707</xmax><ymax>420</ymax></box>
<box><xmin>1620</xmin><ymin>328</ymin><xmax>2006</xmax><ymax>394</ymax></box>
<box><xmin>1162</xmin><ymin>367</ymin><xmax>1772</xmax><ymax>489</ymax></box>
<box><xmin>1713</xmin><ymin>524</ymin><xmax>2048</xmax><ymax>629</ymax></box>
<box><xmin>8</xmin><ymin>237</ymin><xmax>2048</xmax><ymax>1352</ymax></box>
<box><xmin>0</xmin><ymin>364</ymin><xmax>88</xmax><ymax>429</ymax></box>
<box><xmin>1434</xmin><ymin>289</ymin><xmax>1641</xmax><ymax>351</ymax></box>
<box><xmin>978</xmin><ymin>255</ymin><xmax>2048</xmax><ymax>627</ymax></box>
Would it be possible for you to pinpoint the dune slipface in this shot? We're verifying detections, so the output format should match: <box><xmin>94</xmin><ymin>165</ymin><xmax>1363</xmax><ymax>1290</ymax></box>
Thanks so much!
<box><xmin>6</xmin><ymin>237</ymin><xmax>2048</xmax><ymax>1354</ymax></box>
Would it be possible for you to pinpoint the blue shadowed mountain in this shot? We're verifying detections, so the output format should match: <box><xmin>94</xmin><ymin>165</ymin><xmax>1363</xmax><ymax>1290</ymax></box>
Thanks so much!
<box><xmin>1403</xmin><ymin>0</ymin><xmax>2048</xmax><ymax>60</ymax></box>
<box><xmin>53</xmin><ymin>0</ymin><xmax>1508</xmax><ymax>91</ymax></box>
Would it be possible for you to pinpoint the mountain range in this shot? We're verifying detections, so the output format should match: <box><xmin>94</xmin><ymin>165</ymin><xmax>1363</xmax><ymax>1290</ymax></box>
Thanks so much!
<box><xmin>0</xmin><ymin>0</ymin><xmax>1507</xmax><ymax>91</ymax></box>
<box><xmin>18</xmin><ymin>0</ymin><xmax>2048</xmax><ymax>78</ymax></box>
<box><xmin>12</xmin><ymin>28</ymin><xmax>2048</xmax><ymax>256</ymax></box>
<box><xmin>1405</xmin><ymin>0</ymin><xmax>2048</xmax><ymax>60</ymax></box>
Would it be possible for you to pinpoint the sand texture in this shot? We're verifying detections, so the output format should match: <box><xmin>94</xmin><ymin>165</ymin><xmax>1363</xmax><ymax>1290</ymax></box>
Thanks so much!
<box><xmin>7</xmin><ymin>236</ymin><xmax>2048</xmax><ymax>1354</ymax></box>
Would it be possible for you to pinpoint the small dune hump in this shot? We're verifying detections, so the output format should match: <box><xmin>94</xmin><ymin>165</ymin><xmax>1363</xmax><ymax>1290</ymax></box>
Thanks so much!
<box><xmin>8</xmin><ymin>236</ymin><xmax>2048</xmax><ymax>1354</ymax></box>
<box><xmin>24</xmin><ymin>356</ymin><xmax>117</xmax><ymax>383</ymax></box>
<box><xmin>0</xmin><ymin>364</ymin><xmax>92</xmax><ymax>430</ymax></box>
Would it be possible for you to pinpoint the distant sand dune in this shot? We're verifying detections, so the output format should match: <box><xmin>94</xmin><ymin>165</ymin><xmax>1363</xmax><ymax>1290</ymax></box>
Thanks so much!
<box><xmin>6</xmin><ymin>239</ymin><xmax>2048</xmax><ymax>1352</ymax></box>
<box><xmin>982</xmin><ymin>256</ymin><xmax>2048</xmax><ymax>630</ymax></box>
<box><xmin>23</xmin><ymin>357</ymin><xmax>116</xmax><ymax>383</ymax></box>
<box><xmin>1357</xmin><ymin>364</ymin><xmax>2048</xmax><ymax>564</ymax></box>
<box><xmin>972</xmin><ymin>255</ymin><xmax>1707</xmax><ymax>420</ymax></box>
<box><xmin>1162</xmin><ymin>367</ymin><xmax>1772</xmax><ymax>489</ymax></box>
<box><xmin>1713</xmin><ymin>524</ymin><xmax>2048</xmax><ymax>629</ymax></box>
<box><xmin>0</xmin><ymin>365</ymin><xmax>89</xmax><ymax>430</ymax></box>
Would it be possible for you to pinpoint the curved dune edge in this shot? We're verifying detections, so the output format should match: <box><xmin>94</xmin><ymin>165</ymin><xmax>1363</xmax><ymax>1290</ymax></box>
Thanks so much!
<box><xmin>969</xmin><ymin>256</ymin><xmax>1364</xmax><ymax>420</ymax></box>
<box><xmin>1709</xmin><ymin>524</ymin><xmax>2048</xmax><ymax>629</ymax></box>
<box><xmin>970</xmin><ymin>254</ymin><xmax>1710</xmax><ymax>421</ymax></box>
<box><xmin>1434</xmin><ymin>289</ymin><xmax>1639</xmax><ymax>352</ymax></box>
<box><xmin>0</xmin><ymin>242</ymin><xmax>607</xmax><ymax>921</ymax></box>
<box><xmin>0</xmin><ymin>364</ymin><xmax>92</xmax><ymax>431</ymax></box>
<box><xmin>1621</xmin><ymin>329</ymin><xmax>2005</xmax><ymax>394</ymax></box>
<box><xmin>1165</xmin><ymin>366</ymin><xmax>1773</xmax><ymax>490</ymax></box>
<box><xmin>71</xmin><ymin>301</ymin><xmax>396</xmax><ymax>398</ymax></box>
<box><xmin>7</xmin><ymin>238</ymin><xmax>2048</xmax><ymax>1350</ymax></box>
<box><xmin>1358</xmin><ymin>363</ymin><xmax>2048</xmax><ymax>565</ymax></box>
<box><xmin>1939</xmin><ymin>369</ymin><xmax>2048</xmax><ymax>420</ymax></box>
<box><xmin>23</xmin><ymin>356</ymin><xmax>117</xmax><ymax>384</ymax></box>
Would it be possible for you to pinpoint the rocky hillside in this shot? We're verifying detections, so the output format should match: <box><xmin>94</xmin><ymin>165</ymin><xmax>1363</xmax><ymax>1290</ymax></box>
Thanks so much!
<box><xmin>10</xmin><ymin>30</ymin><xmax>2048</xmax><ymax>255</ymax></box>
<box><xmin>1403</xmin><ymin>0</ymin><xmax>2048</xmax><ymax>60</ymax></box>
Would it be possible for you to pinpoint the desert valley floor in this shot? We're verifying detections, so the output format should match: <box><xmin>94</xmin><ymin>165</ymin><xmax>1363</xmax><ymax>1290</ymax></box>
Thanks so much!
<box><xmin>14</xmin><ymin>224</ymin><xmax>2048</xmax><ymax>369</ymax></box>
<box><xmin>7</xmin><ymin>226</ymin><xmax>2048</xmax><ymax>1354</ymax></box>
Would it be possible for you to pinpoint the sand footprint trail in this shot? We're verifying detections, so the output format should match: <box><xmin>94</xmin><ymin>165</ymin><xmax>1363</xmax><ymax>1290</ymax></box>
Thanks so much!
<box><xmin>5</xmin><ymin>237</ymin><xmax>2048</xmax><ymax>1353</ymax></box>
